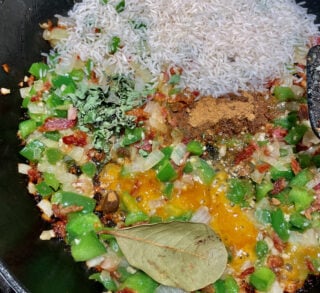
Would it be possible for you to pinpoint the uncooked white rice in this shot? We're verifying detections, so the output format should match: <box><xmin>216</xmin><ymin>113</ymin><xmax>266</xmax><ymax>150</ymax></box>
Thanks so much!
<box><xmin>52</xmin><ymin>0</ymin><xmax>319</xmax><ymax>96</ymax></box>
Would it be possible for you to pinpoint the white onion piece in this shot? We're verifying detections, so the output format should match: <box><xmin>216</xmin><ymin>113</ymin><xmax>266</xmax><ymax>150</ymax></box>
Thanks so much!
<box><xmin>155</xmin><ymin>285</ymin><xmax>188</xmax><ymax>293</ymax></box>
<box><xmin>37</xmin><ymin>199</ymin><xmax>53</xmax><ymax>218</ymax></box>
<box><xmin>39</xmin><ymin>230</ymin><xmax>55</xmax><ymax>240</ymax></box>
<box><xmin>306</xmin><ymin>173</ymin><xmax>320</xmax><ymax>189</ymax></box>
<box><xmin>170</xmin><ymin>143</ymin><xmax>187</xmax><ymax>166</ymax></box>
<box><xmin>190</xmin><ymin>206</ymin><xmax>211</xmax><ymax>225</ymax></box>
<box><xmin>128</xmin><ymin>150</ymin><xmax>164</xmax><ymax>173</ymax></box>
<box><xmin>86</xmin><ymin>255</ymin><xmax>105</xmax><ymax>268</ymax></box>
<box><xmin>18</xmin><ymin>163</ymin><xmax>31</xmax><ymax>175</ymax></box>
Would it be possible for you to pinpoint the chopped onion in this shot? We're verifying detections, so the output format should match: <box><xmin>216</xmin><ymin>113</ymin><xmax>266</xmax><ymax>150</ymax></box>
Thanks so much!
<box><xmin>170</xmin><ymin>143</ymin><xmax>187</xmax><ymax>166</ymax></box>
<box><xmin>128</xmin><ymin>150</ymin><xmax>164</xmax><ymax>173</ymax></box>
<box><xmin>39</xmin><ymin>230</ymin><xmax>55</xmax><ymax>240</ymax></box>
<box><xmin>37</xmin><ymin>199</ymin><xmax>53</xmax><ymax>218</ymax></box>
<box><xmin>306</xmin><ymin>173</ymin><xmax>320</xmax><ymax>189</ymax></box>
<box><xmin>86</xmin><ymin>255</ymin><xmax>105</xmax><ymax>268</ymax></box>
<box><xmin>18</xmin><ymin>163</ymin><xmax>31</xmax><ymax>175</ymax></box>
<box><xmin>190</xmin><ymin>206</ymin><xmax>211</xmax><ymax>225</ymax></box>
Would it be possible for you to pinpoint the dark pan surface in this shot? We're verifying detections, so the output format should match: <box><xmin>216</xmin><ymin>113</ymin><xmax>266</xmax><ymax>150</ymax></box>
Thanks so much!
<box><xmin>0</xmin><ymin>0</ymin><xmax>319</xmax><ymax>292</ymax></box>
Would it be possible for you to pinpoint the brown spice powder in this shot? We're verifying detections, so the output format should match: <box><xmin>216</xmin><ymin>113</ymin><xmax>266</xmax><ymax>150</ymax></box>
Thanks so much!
<box><xmin>188</xmin><ymin>92</ymin><xmax>256</xmax><ymax>128</ymax></box>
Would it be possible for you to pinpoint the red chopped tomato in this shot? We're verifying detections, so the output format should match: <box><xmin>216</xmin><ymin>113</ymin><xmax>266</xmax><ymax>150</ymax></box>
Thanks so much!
<box><xmin>39</xmin><ymin>117</ymin><xmax>77</xmax><ymax>132</ymax></box>
<box><xmin>291</xmin><ymin>158</ymin><xmax>301</xmax><ymax>175</ymax></box>
<box><xmin>234</xmin><ymin>143</ymin><xmax>257</xmax><ymax>165</ymax></box>
<box><xmin>239</xmin><ymin>266</ymin><xmax>255</xmax><ymax>278</ymax></box>
<box><xmin>62</xmin><ymin>130</ymin><xmax>87</xmax><ymax>147</ymax></box>
<box><xmin>257</xmin><ymin>163</ymin><xmax>270</xmax><ymax>173</ymax></box>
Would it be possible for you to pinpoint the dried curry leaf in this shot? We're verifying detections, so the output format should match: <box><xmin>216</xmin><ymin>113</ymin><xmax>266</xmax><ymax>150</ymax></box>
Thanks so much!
<box><xmin>105</xmin><ymin>221</ymin><xmax>228</xmax><ymax>291</ymax></box>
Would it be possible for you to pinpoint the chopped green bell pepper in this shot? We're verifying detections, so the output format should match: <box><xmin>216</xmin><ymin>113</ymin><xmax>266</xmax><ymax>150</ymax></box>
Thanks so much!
<box><xmin>81</xmin><ymin>161</ymin><xmax>97</xmax><ymax>178</ymax></box>
<box><xmin>273</xmin><ymin>86</ymin><xmax>295</xmax><ymax>101</ymax></box>
<box><xmin>71</xmin><ymin>231</ymin><xmax>106</xmax><ymax>262</ymax></box>
<box><xmin>19</xmin><ymin>119</ymin><xmax>37</xmax><ymax>139</ymax></box>
<box><xmin>29</xmin><ymin>62</ymin><xmax>49</xmax><ymax>79</ymax></box>
<box><xmin>156</xmin><ymin>159</ymin><xmax>177</xmax><ymax>182</ymax></box>
<box><xmin>186</xmin><ymin>140</ymin><xmax>204</xmax><ymax>155</ymax></box>
<box><xmin>255</xmin><ymin>240</ymin><xmax>269</xmax><ymax>258</ymax></box>
<box><xmin>122</xmin><ymin>127</ymin><xmax>143</xmax><ymax>146</ymax></box>
<box><xmin>119</xmin><ymin>271</ymin><xmax>158</xmax><ymax>293</ymax></box>
<box><xmin>20</xmin><ymin>140</ymin><xmax>45</xmax><ymax>162</ymax></box>
<box><xmin>271</xmin><ymin>208</ymin><xmax>290</xmax><ymax>242</ymax></box>
<box><xmin>289</xmin><ymin>212</ymin><xmax>312</xmax><ymax>232</ymax></box>
<box><xmin>288</xmin><ymin>186</ymin><xmax>314</xmax><ymax>211</ymax></box>
<box><xmin>35</xmin><ymin>181</ymin><xmax>54</xmax><ymax>197</ymax></box>
<box><xmin>46</xmin><ymin>148</ymin><xmax>63</xmax><ymax>165</ymax></box>
<box><xmin>52</xmin><ymin>191</ymin><xmax>96</xmax><ymax>214</ymax></box>
<box><xmin>249</xmin><ymin>267</ymin><xmax>276</xmax><ymax>291</ymax></box>
<box><xmin>284</xmin><ymin>124</ymin><xmax>308</xmax><ymax>145</ymax></box>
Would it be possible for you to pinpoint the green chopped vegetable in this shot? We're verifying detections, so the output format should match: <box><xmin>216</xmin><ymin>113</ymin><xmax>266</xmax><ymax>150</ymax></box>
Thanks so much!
<box><xmin>289</xmin><ymin>212</ymin><xmax>312</xmax><ymax>232</ymax></box>
<box><xmin>80</xmin><ymin>161</ymin><xmax>97</xmax><ymax>178</ymax></box>
<box><xmin>45</xmin><ymin>148</ymin><xmax>63</xmax><ymax>165</ymax></box>
<box><xmin>19</xmin><ymin>140</ymin><xmax>45</xmax><ymax>162</ymax></box>
<box><xmin>255</xmin><ymin>180</ymin><xmax>273</xmax><ymax>201</ymax></box>
<box><xmin>66</xmin><ymin>212</ymin><xmax>102</xmax><ymax>241</ymax></box>
<box><xmin>115</xmin><ymin>0</ymin><xmax>125</xmax><ymax>13</ymax></box>
<box><xmin>288</xmin><ymin>186</ymin><xmax>314</xmax><ymax>211</ymax></box>
<box><xmin>156</xmin><ymin>160</ymin><xmax>177</xmax><ymax>182</ymax></box>
<box><xmin>119</xmin><ymin>271</ymin><xmax>158</xmax><ymax>293</ymax></box>
<box><xmin>43</xmin><ymin>172</ymin><xmax>60</xmax><ymax>190</ymax></box>
<box><xmin>19</xmin><ymin>119</ymin><xmax>37</xmax><ymax>139</ymax></box>
<box><xmin>125</xmin><ymin>211</ymin><xmax>149</xmax><ymax>226</ymax></box>
<box><xmin>273</xmin><ymin>86</ymin><xmax>295</xmax><ymax>101</ymax></box>
<box><xmin>71</xmin><ymin>231</ymin><xmax>106</xmax><ymax>262</ymax></box>
<box><xmin>284</xmin><ymin>124</ymin><xmax>308</xmax><ymax>145</ymax></box>
<box><xmin>29</xmin><ymin>62</ymin><xmax>49</xmax><ymax>79</ymax></box>
<box><xmin>89</xmin><ymin>272</ymin><xmax>117</xmax><ymax>291</ymax></box>
<box><xmin>255</xmin><ymin>240</ymin><xmax>269</xmax><ymax>258</ymax></box>
<box><xmin>35</xmin><ymin>181</ymin><xmax>54</xmax><ymax>197</ymax></box>
<box><xmin>122</xmin><ymin>127</ymin><xmax>143</xmax><ymax>146</ymax></box>
<box><xmin>249</xmin><ymin>267</ymin><xmax>276</xmax><ymax>291</ymax></box>
<box><xmin>271</xmin><ymin>208</ymin><xmax>290</xmax><ymax>242</ymax></box>
<box><xmin>227</xmin><ymin>178</ymin><xmax>253</xmax><ymax>205</ymax></box>
<box><xmin>186</xmin><ymin>140</ymin><xmax>204</xmax><ymax>155</ymax></box>
<box><xmin>52</xmin><ymin>191</ymin><xmax>96</xmax><ymax>214</ymax></box>
<box><xmin>191</xmin><ymin>157</ymin><xmax>215</xmax><ymax>185</ymax></box>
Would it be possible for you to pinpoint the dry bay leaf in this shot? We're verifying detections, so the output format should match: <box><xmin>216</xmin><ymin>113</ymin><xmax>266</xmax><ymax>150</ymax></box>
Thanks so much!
<box><xmin>106</xmin><ymin>221</ymin><xmax>228</xmax><ymax>291</ymax></box>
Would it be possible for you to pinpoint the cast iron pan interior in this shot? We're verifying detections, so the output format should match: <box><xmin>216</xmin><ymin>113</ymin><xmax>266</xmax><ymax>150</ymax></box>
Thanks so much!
<box><xmin>0</xmin><ymin>0</ymin><xmax>319</xmax><ymax>292</ymax></box>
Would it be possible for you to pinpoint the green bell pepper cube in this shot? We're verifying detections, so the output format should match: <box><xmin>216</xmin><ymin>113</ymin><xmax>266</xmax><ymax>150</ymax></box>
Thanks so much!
<box><xmin>273</xmin><ymin>86</ymin><xmax>295</xmax><ymax>101</ymax></box>
<box><xmin>52</xmin><ymin>191</ymin><xmax>96</xmax><ymax>214</ymax></box>
<box><xmin>119</xmin><ymin>271</ymin><xmax>158</xmax><ymax>293</ymax></box>
<box><xmin>288</xmin><ymin>186</ymin><xmax>314</xmax><ymax>211</ymax></box>
<box><xmin>284</xmin><ymin>124</ymin><xmax>308</xmax><ymax>145</ymax></box>
<box><xmin>71</xmin><ymin>231</ymin><xmax>106</xmax><ymax>262</ymax></box>
<box><xmin>213</xmin><ymin>279</ymin><xmax>226</xmax><ymax>293</ymax></box>
<box><xmin>51</xmin><ymin>75</ymin><xmax>76</xmax><ymax>94</ymax></box>
<box><xmin>289</xmin><ymin>212</ymin><xmax>312</xmax><ymax>232</ymax></box>
<box><xmin>191</xmin><ymin>157</ymin><xmax>215</xmax><ymax>185</ymax></box>
<box><xmin>298</xmin><ymin>153</ymin><xmax>312</xmax><ymax>168</ymax></box>
<box><xmin>163</xmin><ymin>182</ymin><xmax>174</xmax><ymax>198</ymax></box>
<box><xmin>35</xmin><ymin>181</ymin><xmax>54</xmax><ymax>197</ymax></box>
<box><xmin>66</xmin><ymin>212</ymin><xmax>102</xmax><ymax>242</ymax></box>
<box><xmin>29</xmin><ymin>62</ymin><xmax>49</xmax><ymax>79</ymax></box>
<box><xmin>312</xmin><ymin>154</ymin><xmax>320</xmax><ymax>168</ymax></box>
<box><xmin>125</xmin><ymin>211</ymin><xmax>149</xmax><ymax>226</ymax></box>
<box><xmin>227</xmin><ymin>178</ymin><xmax>253</xmax><ymax>205</ymax></box>
<box><xmin>273</xmin><ymin>111</ymin><xmax>298</xmax><ymax>130</ymax></box>
<box><xmin>270</xmin><ymin>166</ymin><xmax>294</xmax><ymax>181</ymax></box>
<box><xmin>45</xmin><ymin>148</ymin><xmax>63</xmax><ymax>165</ymax></box>
<box><xmin>43</xmin><ymin>131</ymin><xmax>61</xmax><ymax>141</ymax></box>
<box><xmin>20</xmin><ymin>140</ymin><xmax>45</xmax><ymax>162</ymax></box>
<box><xmin>43</xmin><ymin>172</ymin><xmax>60</xmax><ymax>190</ymax></box>
<box><xmin>186</xmin><ymin>140</ymin><xmax>204</xmax><ymax>155</ymax></box>
<box><xmin>19</xmin><ymin>119</ymin><xmax>37</xmax><ymax>139</ymax></box>
<box><xmin>81</xmin><ymin>162</ymin><xmax>97</xmax><ymax>178</ymax></box>
<box><xmin>122</xmin><ymin>127</ymin><xmax>143</xmax><ymax>146</ymax></box>
<box><xmin>271</xmin><ymin>208</ymin><xmax>290</xmax><ymax>242</ymax></box>
<box><xmin>255</xmin><ymin>240</ymin><xmax>269</xmax><ymax>259</ymax></box>
<box><xmin>121</xmin><ymin>192</ymin><xmax>140</xmax><ymax>213</ymax></box>
<box><xmin>89</xmin><ymin>273</ymin><xmax>117</xmax><ymax>291</ymax></box>
<box><xmin>46</xmin><ymin>94</ymin><xmax>65</xmax><ymax>108</ymax></box>
<box><xmin>249</xmin><ymin>267</ymin><xmax>276</xmax><ymax>291</ymax></box>
<box><xmin>213</xmin><ymin>276</ymin><xmax>239</xmax><ymax>293</ymax></box>
<box><xmin>156</xmin><ymin>159</ymin><xmax>177</xmax><ymax>182</ymax></box>
<box><xmin>256</xmin><ymin>181</ymin><xmax>273</xmax><ymax>201</ymax></box>
<box><xmin>289</xmin><ymin>169</ymin><xmax>313</xmax><ymax>187</ymax></box>
<box><xmin>183</xmin><ymin>161</ymin><xmax>193</xmax><ymax>174</ymax></box>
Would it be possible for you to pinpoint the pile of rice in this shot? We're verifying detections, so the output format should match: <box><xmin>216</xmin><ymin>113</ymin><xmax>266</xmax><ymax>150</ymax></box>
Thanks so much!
<box><xmin>52</xmin><ymin>0</ymin><xmax>319</xmax><ymax>96</ymax></box>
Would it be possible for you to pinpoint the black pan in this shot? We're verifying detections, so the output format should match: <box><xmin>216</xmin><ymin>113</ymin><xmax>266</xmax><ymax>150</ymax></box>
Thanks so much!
<box><xmin>0</xmin><ymin>1</ymin><xmax>319</xmax><ymax>292</ymax></box>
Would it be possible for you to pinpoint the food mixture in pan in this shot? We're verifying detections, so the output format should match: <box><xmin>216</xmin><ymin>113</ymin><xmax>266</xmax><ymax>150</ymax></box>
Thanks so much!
<box><xmin>17</xmin><ymin>0</ymin><xmax>320</xmax><ymax>292</ymax></box>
